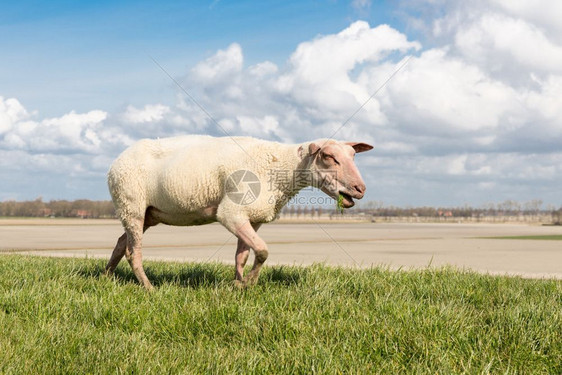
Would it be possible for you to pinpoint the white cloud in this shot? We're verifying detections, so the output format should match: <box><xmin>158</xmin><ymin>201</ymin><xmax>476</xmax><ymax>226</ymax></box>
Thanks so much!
<box><xmin>491</xmin><ymin>0</ymin><xmax>562</xmax><ymax>40</ymax></box>
<box><xmin>378</xmin><ymin>48</ymin><xmax>518</xmax><ymax>135</ymax></box>
<box><xmin>362</xmin><ymin>150</ymin><xmax>562</xmax><ymax>205</ymax></box>
<box><xmin>525</xmin><ymin>75</ymin><xmax>562</xmax><ymax>120</ymax></box>
<box><xmin>1</xmin><ymin>106</ymin><xmax>110</xmax><ymax>153</ymax></box>
<box><xmin>282</xmin><ymin>22</ymin><xmax>420</xmax><ymax>106</ymax></box>
<box><xmin>122</xmin><ymin>104</ymin><xmax>170</xmax><ymax>124</ymax></box>
<box><xmin>0</xmin><ymin>97</ymin><xmax>30</xmax><ymax>135</ymax></box>
<box><xmin>237</xmin><ymin>115</ymin><xmax>278</xmax><ymax>137</ymax></box>
<box><xmin>248</xmin><ymin>61</ymin><xmax>278</xmax><ymax>77</ymax></box>
<box><xmin>191</xmin><ymin>43</ymin><xmax>243</xmax><ymax>83</ymax></box>
<box><xmin>455</xmin><ymin>13</ymin><xmax>562</xmax><ymax>74</ymax></box>
<box><xmin>182</xmin><ymin>21</ymin><xmax>420</xmax><ymax>143</ymax></box>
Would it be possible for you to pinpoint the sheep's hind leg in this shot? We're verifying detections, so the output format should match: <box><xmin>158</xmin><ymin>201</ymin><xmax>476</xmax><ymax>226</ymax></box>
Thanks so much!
<box><xmin>105</xmin><ymin>213</ymin><xmax>158</xmax><ymax>276</ymax></box>
<box><xmin>105</xmin><ymin>232</ymin><xmax>127</xmax><ymax>275</ymax></box>
<box><xmin>124</xmin><ymin>218</ymin><xmax>154</xmax><ymax>290</ymax></box>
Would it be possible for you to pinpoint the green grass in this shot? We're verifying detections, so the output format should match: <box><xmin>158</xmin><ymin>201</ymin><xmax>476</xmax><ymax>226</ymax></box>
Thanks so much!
<box><xmin>0</xmin><ymin>255</ymin><xmax>561</xmax><ymax>374</ymax></box>
<box><xmin>483</xmin><ymin>235</ymin><xmax>562</xmax><ymax>241</ymax></box>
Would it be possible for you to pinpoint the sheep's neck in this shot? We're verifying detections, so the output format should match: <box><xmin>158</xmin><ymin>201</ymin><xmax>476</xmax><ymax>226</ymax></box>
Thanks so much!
<box><xmin>261</xmin><ymin>144</ymin><xmax>313</xmax><ymax>213</ymax></box>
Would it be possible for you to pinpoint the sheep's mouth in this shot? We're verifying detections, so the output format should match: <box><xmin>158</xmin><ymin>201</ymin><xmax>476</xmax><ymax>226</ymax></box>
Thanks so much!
<box><xmin>339</xmin><ymin>192</ymin><xmax>355</xmax><ymax>208</ymax></box>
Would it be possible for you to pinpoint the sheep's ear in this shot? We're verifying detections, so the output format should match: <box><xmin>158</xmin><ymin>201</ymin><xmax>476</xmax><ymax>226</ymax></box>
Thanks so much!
<box><xmin>298</xmin><ymin>142</ymin><xmax>321</xmax><ymax>159</ymax></box>
<box><xmin>308</xmin><ymin>142</ymin><xmax>321</xmax><ymax>155</ymax></box>
<box><xmin>345</xmin><ymin>142</ymin><xmax>373</xmax><ymax>153</ymax></box>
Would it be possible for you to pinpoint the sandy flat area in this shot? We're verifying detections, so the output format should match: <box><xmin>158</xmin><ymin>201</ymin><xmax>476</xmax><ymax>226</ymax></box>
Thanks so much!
<box><xmin>1</xmin><ymin>218</ymin><xmax>561</xmax><ymax>279</ymax></box>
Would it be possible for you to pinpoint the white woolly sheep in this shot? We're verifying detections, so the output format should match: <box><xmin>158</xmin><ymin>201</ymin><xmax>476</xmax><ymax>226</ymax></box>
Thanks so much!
<box><xmin>106</xmin><ymin>135</ymin><xmax>373</xmax><ymax>289</ymax></box>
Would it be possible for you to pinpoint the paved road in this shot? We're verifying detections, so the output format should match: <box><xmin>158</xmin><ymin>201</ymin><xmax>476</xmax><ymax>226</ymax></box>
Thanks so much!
<box><xmin>1</xmin><ymin>219</ymin><xmax>561</xmax><ymax>279</ymax></box>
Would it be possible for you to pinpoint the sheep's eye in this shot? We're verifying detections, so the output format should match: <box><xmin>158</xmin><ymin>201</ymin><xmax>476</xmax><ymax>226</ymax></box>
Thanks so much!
<box><xmin>323</xmin><ymin>153</ymin><xmax>339</xmax><ymax>165</ymax></box>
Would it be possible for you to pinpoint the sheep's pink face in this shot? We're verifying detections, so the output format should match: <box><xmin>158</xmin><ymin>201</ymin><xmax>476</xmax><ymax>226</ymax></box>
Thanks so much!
<box><xmin>310</xmin><ymin>140</ymin><xmax>373</xmax><ymax>208</ymax></box>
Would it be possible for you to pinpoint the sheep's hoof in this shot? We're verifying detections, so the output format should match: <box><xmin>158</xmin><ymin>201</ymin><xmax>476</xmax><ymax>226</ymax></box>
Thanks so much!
<box><xmin>233</xmin><ymin>279</ymin><xmax>246</xmax><ymax>289</ymax></box>
<box><xmin>143</xmin><ymin>284</ymin><xmax>155</xmax><ymax>292</ymax></box>
<box><xmin>242</xmin><ymin>275</ymin><xmax>259</xmax><ymax>286</ymax></box>
<box><xmin>103</xmin><ymin>269</ymin><xmax>115</xmax><ymax>278</ymax></box>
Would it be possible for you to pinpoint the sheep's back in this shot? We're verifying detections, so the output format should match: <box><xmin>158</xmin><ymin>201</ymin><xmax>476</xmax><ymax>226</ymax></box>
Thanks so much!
<box><xmin>147</xmin><ymin>136</ymin><xmax>262</xmax><ymax>212</ymax></box>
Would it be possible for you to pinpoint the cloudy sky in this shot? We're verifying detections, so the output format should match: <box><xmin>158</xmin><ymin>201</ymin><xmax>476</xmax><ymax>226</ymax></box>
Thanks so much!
<box><xmin>1</xmin><ymin>0</ymin><xmax>561</xmax><ymax>207</ymax></box>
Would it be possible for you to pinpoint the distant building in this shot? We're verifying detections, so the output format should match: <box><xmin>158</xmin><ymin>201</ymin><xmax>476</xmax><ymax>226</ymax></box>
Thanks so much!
<box><xmin>73</xmin><ymin>209</ymin><xmax>91</xmax><ymax>218</ymax></box>
<box><xmin>437</xmin><ymin>210</ymin><xmax>453</xmax><ymax>217</ymax></box>
<box><xmin>39</xmin><ymin>208</ymin><xmax>53</xmax><ymax>217</ymax></box>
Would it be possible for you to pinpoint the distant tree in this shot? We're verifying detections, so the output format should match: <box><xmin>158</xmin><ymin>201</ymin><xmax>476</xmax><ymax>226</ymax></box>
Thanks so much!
<box><xmin>0</xmin><ymin>198</ymin><xmax>554</xmax><ymax>220</ymax></box>
<box><xmin>551</xmin><ymin>207</ymin><xmax>561</xmax><ymax>225</ymax></box>
<box><xmin>530</xmin><ymin>199</ymin><xmax>543</xmax><ymax>215</ymax></box>
<box><xmin>0</xmin><ymin>200</ymin><xmax>16</xmax><ymax>216</ymax></box>
<box><xmin>288</xmin><ymin>205</ymin><xmax>295</xmax><ymax>217</ymax></box>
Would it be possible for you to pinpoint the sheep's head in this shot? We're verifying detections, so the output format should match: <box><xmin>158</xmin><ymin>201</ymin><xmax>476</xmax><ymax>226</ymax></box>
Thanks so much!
<box><xmin>302</xmin><ymin>139</ymin><xmax>373</xmax><ymax>208</ymax></box>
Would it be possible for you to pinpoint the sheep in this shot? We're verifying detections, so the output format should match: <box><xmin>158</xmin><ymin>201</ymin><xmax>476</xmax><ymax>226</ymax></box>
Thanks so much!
<box><xmin>105</xmin><ymin>135</ymin><xmax>373</xmax><ymax>289</ymax></box>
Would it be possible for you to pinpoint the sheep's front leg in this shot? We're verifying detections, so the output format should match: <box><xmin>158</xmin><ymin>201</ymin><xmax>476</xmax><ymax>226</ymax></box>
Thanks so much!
<box><xmin>221</xmin><ymin>219</ymin><xmax>268</xmax><ymax>286</ymax></box>
<box><xmin>235</xmin><ymin>238</ymin><xmax>249</xmax><ymax>282</ymax></box>
<box><xmin>236</xmin><ymin>221</ymin><xmax>268</xmax><ymax>286</ymax></box>
<box><xmin>234</xmin><ymin>223</ymin><xmax>262</xmax><ymax>282</ymax></box>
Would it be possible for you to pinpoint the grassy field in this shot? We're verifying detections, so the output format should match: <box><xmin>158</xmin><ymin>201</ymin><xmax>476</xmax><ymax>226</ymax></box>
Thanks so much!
<box><xmin>0</xmin><ymin>255</ymin><xmax>560</xmax><ymax>374</ymax></box>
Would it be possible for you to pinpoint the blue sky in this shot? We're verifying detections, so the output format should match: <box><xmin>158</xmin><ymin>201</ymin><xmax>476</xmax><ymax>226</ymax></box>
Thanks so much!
<box><xmin>1</xmin><ymin>0</ymin><xmax>562</xmax><ymax>208</ymax></box>
<box><xmin>1</xmin><ymin>0</ymin><xmax>401</xmax><ymax>116</ymax></box>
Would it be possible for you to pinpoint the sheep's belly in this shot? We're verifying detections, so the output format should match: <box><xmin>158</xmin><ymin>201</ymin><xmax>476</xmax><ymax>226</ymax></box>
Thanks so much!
<box><xmin>146</xmin><ymin>205</ymin><xmax>218</xmax><ymax>227</ymax></box>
